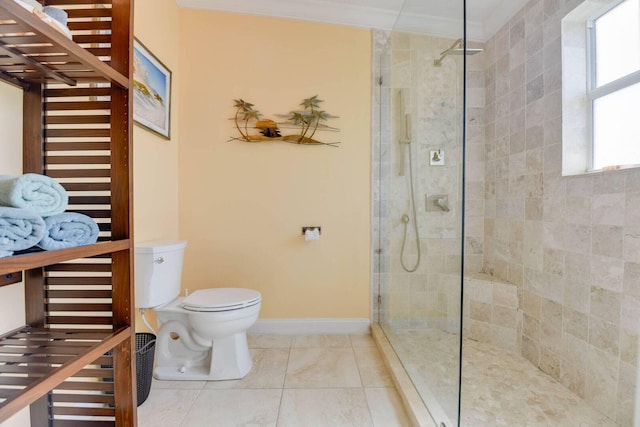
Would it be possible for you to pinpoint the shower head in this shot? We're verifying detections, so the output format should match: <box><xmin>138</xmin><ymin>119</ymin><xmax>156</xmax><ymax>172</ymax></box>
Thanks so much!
<box><xmin>444</xmin><ymin>48</ymin><xmax>484</xmax><ymax>55</ymax></box>
<box><xmin>433</xmin><ymin>38</ymin><xmax>483</xmax><ymax>66</ymax></box>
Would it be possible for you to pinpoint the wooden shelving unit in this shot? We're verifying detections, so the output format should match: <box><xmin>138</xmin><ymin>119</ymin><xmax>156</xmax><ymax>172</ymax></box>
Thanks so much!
<box><xmin>0</xmin><ymin>0</ymin><xmax>135</xmax><ymax>425</ymax></box>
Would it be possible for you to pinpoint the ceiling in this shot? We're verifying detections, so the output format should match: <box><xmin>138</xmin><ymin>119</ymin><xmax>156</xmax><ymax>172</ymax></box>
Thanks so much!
<box><xmin>176</xmin><ymin>0</ymin><xmax>528</xmax><ymax>41</ymax></box>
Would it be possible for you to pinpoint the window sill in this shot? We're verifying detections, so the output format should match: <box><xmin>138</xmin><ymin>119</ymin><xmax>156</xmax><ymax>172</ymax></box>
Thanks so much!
<box><xmin>563</xmin><ymin>163</ymin><xmax>640</xmax><ymax>177</ymax></box>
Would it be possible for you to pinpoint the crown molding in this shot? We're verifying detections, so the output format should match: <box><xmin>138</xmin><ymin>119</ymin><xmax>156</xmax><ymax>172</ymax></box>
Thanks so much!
<box><xmin>393</xmin><ymin>11</ymin><xmax>485</xmax><ymax>41</ymax></box>
<box><xmin>177</xmin><ymin>0</ymin><xmax>399</xmax><ymax>30</ymax></box>
<box><xmin>177</xmin><ymin>0</ymin><xmax>527</xmax><ymax>42</ymax></box>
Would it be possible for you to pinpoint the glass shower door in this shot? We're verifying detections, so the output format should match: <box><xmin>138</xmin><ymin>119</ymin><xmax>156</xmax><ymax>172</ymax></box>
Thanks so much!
<box><xmin>374</xmin><ymin>1</ymin><xmax>466</xmax><ymax>426</ymax></box>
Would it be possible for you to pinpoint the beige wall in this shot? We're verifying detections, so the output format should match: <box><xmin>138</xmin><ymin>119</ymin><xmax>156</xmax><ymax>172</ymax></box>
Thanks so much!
<box><xmin>133</xmin><ymin>0</ymin><xmax>181</xmax><ymax>242</ymax></box>
<box><xmin>177</xmin><ymin>10</ymin><xmax>372</xmax><ymax>319</ymax></box>
<box><xmin>133</xmin><ymin>0</ymin><xmax>182</xmax><ymax>331</ymax></box>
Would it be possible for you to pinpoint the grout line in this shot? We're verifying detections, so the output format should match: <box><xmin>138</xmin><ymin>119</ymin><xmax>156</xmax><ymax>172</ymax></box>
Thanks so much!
<box><xmin>352</xmin><ymin>333</ymin><xmax>385</xmax><ymax>426</ymax></box>
<box><xmin>351</xmin><ymin>338</ymin><xmax>366</xmax><ymax>389</ymax></box>
<box><xmin>274</xmin><ymin>344</ymin><xmax>292</xmax><ymax>424</ymax></box>
<box><xmin>360</xmin><ymin>374</ymin><xmax>377</xmax><ymax>425</ymax></box>
<box><xmin>177</xmin><ymin>387</ymin><xmax>203</xmax><ymax>427</ymax></box>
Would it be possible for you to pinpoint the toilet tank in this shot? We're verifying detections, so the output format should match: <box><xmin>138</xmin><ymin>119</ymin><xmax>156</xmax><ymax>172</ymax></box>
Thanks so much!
<box><xmin>135</xmin><ymin>240</ymin><xmax>187</xmax><ymax>308</ymax></box>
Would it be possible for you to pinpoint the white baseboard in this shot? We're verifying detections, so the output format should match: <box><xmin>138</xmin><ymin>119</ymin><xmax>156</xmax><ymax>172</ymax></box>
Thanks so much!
<box><xmin>248</xmin><ymin>318</ymin><xmax>370</xmax><ymax>335</ymax></box>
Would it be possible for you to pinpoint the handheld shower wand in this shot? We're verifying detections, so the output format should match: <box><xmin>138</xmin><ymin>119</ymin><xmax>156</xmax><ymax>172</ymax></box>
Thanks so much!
<box><xmin>398</xmin><ymin>89</ymin><xmax>420</xmax><ymax>273</ymax></box>
<box><xmin>398</xmin><ymin>89</ymin><xmax>412</xmax><ymax>177</ymax></box>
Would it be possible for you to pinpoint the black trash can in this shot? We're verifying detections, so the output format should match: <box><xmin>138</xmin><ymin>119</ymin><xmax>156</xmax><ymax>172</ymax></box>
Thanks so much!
<box><xmin>136</xmin><ymin>332</ymin><xmax>156</xmax><ymax>406</ymax></box>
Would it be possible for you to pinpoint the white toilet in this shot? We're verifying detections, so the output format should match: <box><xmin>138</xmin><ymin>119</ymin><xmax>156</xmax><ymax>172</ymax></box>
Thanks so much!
<box><xmin>135</xmin><ymin>240</ymin><xmax>261</xmax><ymax>381</ymax></box>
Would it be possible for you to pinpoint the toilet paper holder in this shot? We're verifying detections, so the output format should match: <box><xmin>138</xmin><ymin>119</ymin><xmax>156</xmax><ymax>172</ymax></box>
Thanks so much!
<box><xmin>301</xmin><ymin>226</ymin><xmax>321</xmax><ymax>235</ymax></box>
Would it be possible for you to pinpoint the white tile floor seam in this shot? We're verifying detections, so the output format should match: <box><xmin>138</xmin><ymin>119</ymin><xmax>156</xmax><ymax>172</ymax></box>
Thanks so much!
<box><xmin>349</xmin><ymin>344</ymin><xmax>375</xmax><ymax>425</ymax></box>
<box><xmin>138</xmin><ymin>334</ymin><xmax>411</xmax><ymax>427</ymax></box>
<box><xmin>181</xmin><ymin>390</ymin><xmax>202</xmax><ymax>427</ymax></box>
<box><xmin>273</xmin><ymin>347</ymin><xmax>292</xmax><ymax>425</ymax></box>
<box><xmin>351</xmin><ymin>345</ymin><xmax>367</xmax><ymax>390</ymax></box>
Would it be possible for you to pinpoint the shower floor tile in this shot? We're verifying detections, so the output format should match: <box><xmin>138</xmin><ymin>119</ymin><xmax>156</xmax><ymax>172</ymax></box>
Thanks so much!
<box><xmin>383</xmin><ymin>328</ymin><xmax>619</xmax><ymax>427</ymax></box>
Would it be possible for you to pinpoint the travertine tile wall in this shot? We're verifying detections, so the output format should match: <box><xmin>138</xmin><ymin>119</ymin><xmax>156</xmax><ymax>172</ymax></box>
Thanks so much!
<box><xmin>483</xmin><ymin>0</ymin><xmax>639</xmax><ymax>423</ymax></box>
<box><xmin>373</xmin><ymin>31</ymin><xmax>474</xmax><ymax>331</ymax></box>
<box><xmin>463</xmin><ymin>273</ymin><xmax>520</xmax><ymax>353</ymax></box>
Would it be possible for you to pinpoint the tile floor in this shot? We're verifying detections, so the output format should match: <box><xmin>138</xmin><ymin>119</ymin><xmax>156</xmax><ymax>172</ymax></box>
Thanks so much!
<box><xmin>137</xmin><ymin>334</ymin><xmax>412</xmax><ymax>427</ymax></box>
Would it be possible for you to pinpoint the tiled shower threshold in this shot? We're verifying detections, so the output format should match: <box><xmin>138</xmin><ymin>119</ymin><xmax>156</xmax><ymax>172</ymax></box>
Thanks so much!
<box><xmin>372</xmin><ymin>324</ymin><xmax>440</xmax><ymax>427</ymax></box>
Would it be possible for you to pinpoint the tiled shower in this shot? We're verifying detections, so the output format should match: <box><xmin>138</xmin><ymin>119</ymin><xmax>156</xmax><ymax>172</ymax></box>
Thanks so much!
<box><xmin>372</xmin><ymin>0</ymin><xmax>639</xmax><ymax>425</ymax></box>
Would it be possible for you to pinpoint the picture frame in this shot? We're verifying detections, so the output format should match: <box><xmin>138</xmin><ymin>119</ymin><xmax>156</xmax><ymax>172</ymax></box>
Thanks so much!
<box><xmin>133</xmin><ymin>38</ymin><xmax>172</xmax><ymax>139</ymax></box>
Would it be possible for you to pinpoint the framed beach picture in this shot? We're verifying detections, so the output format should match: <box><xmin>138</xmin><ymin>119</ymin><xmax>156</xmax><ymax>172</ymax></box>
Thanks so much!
<box><xmin>133</xmin><ymin>38</ymin><xmax>172</xmax><ymax>139</ymax></box>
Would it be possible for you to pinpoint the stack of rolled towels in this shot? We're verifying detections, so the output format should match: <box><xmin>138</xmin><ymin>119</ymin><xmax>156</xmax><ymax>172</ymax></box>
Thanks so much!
<box><xmin>0</xmin><ymin>174</ymin><xmax>99</xmax><ymax>259</ymax></box>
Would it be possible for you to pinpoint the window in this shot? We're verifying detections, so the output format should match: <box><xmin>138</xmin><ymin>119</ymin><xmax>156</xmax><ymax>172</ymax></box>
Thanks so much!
<box><xmin>587</xmin><ymin>0</ymin><xmax>640</xmax><ymax>170</ymax></box>
<box><xmin>561</xmin><ymin>0</ymin><xmax>640</xmax><ymax>175</ymax></box>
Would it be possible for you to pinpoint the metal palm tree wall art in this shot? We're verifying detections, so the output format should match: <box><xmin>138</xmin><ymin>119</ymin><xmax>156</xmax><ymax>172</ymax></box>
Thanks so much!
<box><xmin>231</xmin><ymin>96</ymin><xmax>340</xmax><ymax>146</ymax></box>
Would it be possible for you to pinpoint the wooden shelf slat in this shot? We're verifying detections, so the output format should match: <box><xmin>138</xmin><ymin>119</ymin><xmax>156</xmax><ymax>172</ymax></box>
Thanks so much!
<box><xmin>0</xmin><ymin>346</ymin><xmax>88</xmax><ymax>356</ymax></box>
<box><xmin>45</xmin><ymin>129</ymin><xmax>111</xmax><ymax>138</ymax></box>
<box><xmin>47</xmin><ymin>276</ymin><xmax>112</xmax><ymax>285</ymax></box>
<box><xmin>48</xmin><ymin>303</ymin><xmax>113</xmax><ymax>312</ymax></box>
<box><xmin>66</xmin><ymin>8</ymin><xmax>113</xmax><ymax>18</ymax></box>
<box><xmin>11</xmin><ymin>329</ymin><xmax>116</xmax><ymax>339</ymax></box>
<box><xmin>0</xmin><ymin>355</ymin><xmax>72</xmax><ymax>365</ymax></box>
<box><xmin>46</xmin><ymin>101</ymin><xmax>111</xmax><ymax>111</ymax></box>
<box><xmin>46</xmin><ymin>115</ymin><xmax>112</xmax><ymax>125</ymax></box>
<box><xmin>0</xmin><ymin>240</ymin><xmax>129</xmax><ymax>276</ymax></box>
<box><xmin>50</xmin><ymin>393</ymin><xmax>115</xmax><ymax>404</ymax></box>
<box><xmin>52</xmin><ymin>420</ymin><xmax>115</xmax><ymax>427</ymax></box>
<box><xmin>0</xmin><ymin>1</ymin><xmax>127</xmax><ymax>88</ymax></box>
<box><xmin>56</xmin><ymin>381</ymin><xmax>114</xmax><ymax>392</ymax></box>
<box><xmin>47</xmin><ymin>264</ymin><xmax>112</xmax><ymax>272</ymax></box>
<box><xmin>0</xmin><ymin>42</ymin><xmax>76</xmax><ymax>86</ymax></box>
<box><xmin>46</xmin><ymin>169</ymin><xmax>111</xmax><ymax>178</ymax></box>
<box><xmin>67</xmin><ymin>195</ymin><xmax>112</xmax><ymax>204</ymax></box>
<box><xmin>45</xmin><ymin>88</ymin><xmax>112</xmax><ymax>97</ymax></box>
<box><xmin>0</xmin><ymin>326</ymin><xmax>130</xmax><ymax>424</ymax></box>
<box><xmin>46</xmin><ymin>317</ymin><xmax>113</xmax><ymax>325</ymax></box>
<box><xmin>51</xmin><ymin>406</ymin><xmax>115</xmax><ymax>417</ymax></box>
<box><xmin>45</xmin><ymin>141</ymin><xmax>112</xmax><ymax>151</ymax></box>
<box><xmin>45</xmin><ymin>0</ymin><xmax>113</xmax><ymax>4</ymax></box>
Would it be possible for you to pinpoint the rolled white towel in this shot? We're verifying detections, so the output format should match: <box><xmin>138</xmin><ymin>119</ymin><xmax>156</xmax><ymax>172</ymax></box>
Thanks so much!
<box><xmin>0</xmin><ymin>174</ymin><xmax>68</xmax><ymax>217</ymax></box>
<box><xmin>37</xmin><ymin>213</ymin><xmax>99</xmax><ymax>251</ymax></box>
<box><xmin>0</xmin><ymin>206</ymin><xmax>46</xmax><ymax>257</ymax></box>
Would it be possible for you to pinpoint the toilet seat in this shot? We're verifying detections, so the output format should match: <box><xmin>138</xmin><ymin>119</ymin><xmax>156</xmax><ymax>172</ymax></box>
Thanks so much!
<box><xmin>182</xmin><ymin>288</ymin><xmax>261</xmax><ymax>312</ymax></box>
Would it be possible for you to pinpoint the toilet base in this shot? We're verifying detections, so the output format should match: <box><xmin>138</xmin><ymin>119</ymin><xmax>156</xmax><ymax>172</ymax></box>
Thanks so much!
<box><xmin>154</xmin><ymin>364</ymin><xmax>216</xmax><ymax>381</ymax></box>
<box><xmin>154</xmin><ymin>332</ymin><xmax>253</xmax><ymax>381</ymax></box>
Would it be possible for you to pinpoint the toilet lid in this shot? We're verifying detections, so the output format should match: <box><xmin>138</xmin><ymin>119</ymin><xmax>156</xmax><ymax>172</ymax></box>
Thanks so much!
<box><xmin>182</xmin><ymin>288</ymin><xmax>261</xmax><ymax>312</ymax></box>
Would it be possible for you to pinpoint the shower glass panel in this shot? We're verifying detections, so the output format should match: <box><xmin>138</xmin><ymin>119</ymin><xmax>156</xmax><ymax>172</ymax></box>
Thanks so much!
<box><xmin>375</xmin><ymin>1</ymin><xmax>466</xmax><ymax>426</ymax></box>
<box><xmin>375</xmin><ymin>0</ymin><xmax>640</xmax><ymax>425</ymax></box>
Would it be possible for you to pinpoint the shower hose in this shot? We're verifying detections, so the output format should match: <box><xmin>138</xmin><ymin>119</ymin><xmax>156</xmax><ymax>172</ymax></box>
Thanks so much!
<box><xmin>400</xmin><ymin>142</ymin><xmax>421</xmax><ymax>273</ymax></box>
